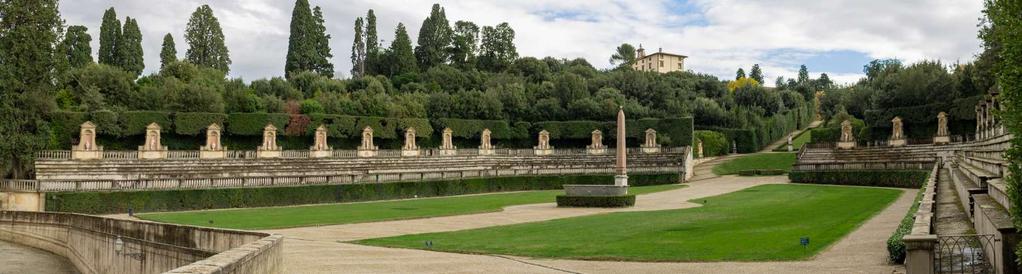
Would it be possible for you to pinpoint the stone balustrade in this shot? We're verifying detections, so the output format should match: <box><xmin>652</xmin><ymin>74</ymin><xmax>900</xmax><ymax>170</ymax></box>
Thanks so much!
<box><xmin>0</xmin><ymin>211</ymin><xmax>282</xmax><ymax>274</ymax></box>
<box><xmin>39</xmin><ymin>147</ymin><xmax>687</xmax><ymax>161</ymax></box>
<box><xmin>903</xmin><ymin>161</ymin><xmax>940</xmax><ymax>274</ymax></box>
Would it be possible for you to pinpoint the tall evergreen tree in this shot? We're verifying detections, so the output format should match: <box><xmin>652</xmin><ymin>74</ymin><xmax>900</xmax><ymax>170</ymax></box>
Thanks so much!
<box><xmin>749</xmin><ymin>64</ymin><xmax>764</xmax><ymax>83</ymax></box>
<box><xmin>0</xmin><ymin>0</ymin><xmax>63</xmax><ymax>178</ymax></box>
<box><xmin>385</xmin><ymin>23</ymin><xmax>417</xmax><ymax>76</ymax></box>
<box><xmin>450</xmin><ymin>21</ymin><xmax>479</xmax><ymax>68</ymax></box>
<box><xmin>60</xmin><ymin>25</ymin><xmax>93</xmax><ymax>68</ymax></box>
<box><xmin>478</xmin><ymin>22</ymin><xmax>517</xmax><ymax>72</ymax></box>
<box><xmin>414</xmin><ymin>3</ymin><xmax>452</xmax><ymax>70</ymax></box>
<box><xmin>312</xmin><ymin>6</ymin><xmax>333</xmax><ymax>77</ymax></box>
<box><xmin>160</xmin><ymin>33</ymin><xmax>177</xmax><ymax>68</ymax></box>
<box><xmin>609</xmin><ymin>43</ymin><xmax>636</xmax><ymax>67</ymax></box>
<box><xmin>285</xmin><ymin>0</ymin><xmax>315</xmax><ymax>78</ymax></box>
<box><xmin>797</xmin><ymin>64</ymin><xmax>809</xmax><ymax>84</ymax></box>
<box><xmin>117</xmin><ymin>17</ymin><xmax>144</xmax><ymax>76</ymax></box>
<box><xmin>98</xmin><ymin>7</ymin><xmax>121</xmax><ymax>66</ymax></box>
<box><xmin>735</xmin><ymin>68</ymin><xmax>746</xmax><ymax>80</ymax></box>
<box><xmin>351</xmin><ymin>17</ymin><xmax>366</xmax><ymax>78</ymax></box>
<box><xmin>364</xmin><ymin>9</ymin><xmax>379</xmax><ymax>75</ymax></box>
<box><xmin>185</xmin><ymin>5</ymin><xmax>231</xmax><ymax>73</ymax></box>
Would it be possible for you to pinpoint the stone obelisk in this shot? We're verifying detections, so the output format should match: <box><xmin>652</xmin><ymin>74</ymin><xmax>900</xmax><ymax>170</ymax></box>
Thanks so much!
<box><xmin>615</xmin><ymin>107</ymin><xmax>628</xmax><ymax>186</ymax></box>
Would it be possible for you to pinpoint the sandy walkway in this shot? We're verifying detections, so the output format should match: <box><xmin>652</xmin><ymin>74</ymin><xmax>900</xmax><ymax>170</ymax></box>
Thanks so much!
<box><xmin>0</xmin><ymin>240</ymin><xmax>78</xmax><ymax>274</ymax></box>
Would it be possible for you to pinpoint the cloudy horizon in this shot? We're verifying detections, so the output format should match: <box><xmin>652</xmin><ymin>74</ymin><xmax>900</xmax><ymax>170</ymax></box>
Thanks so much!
<box><xmin>59</xmin><ymin>0</ymin><xmax>986</xmax><ymax>86</ymax></box>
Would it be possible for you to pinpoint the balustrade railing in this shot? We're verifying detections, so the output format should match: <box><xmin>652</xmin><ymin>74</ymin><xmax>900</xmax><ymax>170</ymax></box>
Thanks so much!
<box><xmin>791</xmin><ymin>160</ymin><xmax>935</xmax><ymax>171</ymax></box>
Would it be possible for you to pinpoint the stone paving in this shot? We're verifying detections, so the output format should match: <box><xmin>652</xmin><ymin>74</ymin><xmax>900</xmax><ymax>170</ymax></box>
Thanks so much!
<box><xmin>0</xmin><ymin>240</ymin><xmax>77</xmax><ymax>274</ymax></box>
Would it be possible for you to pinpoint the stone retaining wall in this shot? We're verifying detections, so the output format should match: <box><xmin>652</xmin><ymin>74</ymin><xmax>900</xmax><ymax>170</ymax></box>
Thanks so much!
<box><xmin>0</xmin><ymin>211</ymin><xmax>281</xmax><ymax>274</ymax></box>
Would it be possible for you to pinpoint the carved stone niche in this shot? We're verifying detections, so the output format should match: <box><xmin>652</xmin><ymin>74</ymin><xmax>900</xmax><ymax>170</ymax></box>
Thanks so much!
<box><xmin>357</xmin><ymin>126</ymin><xmax>378</xmax><ymax>157</ymax></box>
<box><xmin>478</xmin><ymin>128</ymin><xmax>494</xmax><ymax>156</ymax></box>
<box><xmin>933</xmin><ymin>112</ymin><xmax>950</xmax><ymax>145</ymax></box>
<box><xmin>837</xmin><ymin>120</ymin><xmax>856</xmax><ymax>150</ymax></box>
<box><xmin>310</xmin><ymin>124</ymin><xmax>332</xmax><ymax>158</ymax></box>
<box><xmin>138</xmin><ymin>122</ymin><xmax>169</xmax><ymax>159</ymax></box>
<box><xmin>257</xmin><ymin>124</ymin><xmax>282</xmax><ymax>159</ymax></box>
<box><xmin>889</xmin><ymin>116</ymin><xmax>906</xmax><ymax>147</ymax></box>
<box><xmin>586</xmin><ymin>129</ymin><xmax>606</xmax><ymax>155</ymax></box>
<box><xmin>401</xmin><ymin>127</ymin><xmax>420</xmax><ymax>157</ymax></box>
<box><xmin>534</xmin><ymin>130</ymin><xmax>553</xmax><ymax>156</ymax></box>
<box><xmin>640</xmin><ymin>128</ymin><xmax>661</xmax><ymax>154</ymax></box>
<box><xmin>200</xmin><ymin>123</ymin><xmax>226</xmax><ymax>159</ymax></box>
<box><xmin>439</xmin><ymin>127</ymin><xmax>457</xmax><ymax>156</ymax></box>
<box><xmin>72</xmin><ymin>121</ymin><xmax>103</xmax><ymax>160</ymax></box>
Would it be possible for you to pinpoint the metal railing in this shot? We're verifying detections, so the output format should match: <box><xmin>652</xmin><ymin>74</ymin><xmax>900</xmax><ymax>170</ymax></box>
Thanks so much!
<box><xmin>935</xmin><ymin>234</ymin><xmax>997</xmax><ymax>274</ymax></box>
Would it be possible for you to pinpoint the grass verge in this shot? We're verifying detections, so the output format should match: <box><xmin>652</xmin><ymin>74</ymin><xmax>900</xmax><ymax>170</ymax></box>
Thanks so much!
<box><xmin>712</xmin><ymin>152</ymin><xmax>797</xmax><ymax>175</ymax></box>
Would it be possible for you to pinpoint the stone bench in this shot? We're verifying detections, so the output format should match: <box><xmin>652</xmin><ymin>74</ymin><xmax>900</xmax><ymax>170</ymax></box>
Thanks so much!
<box><xmin>971</xmin><ymin>194</ymin><xmax>1020</xmax><ymax>274</ymax></box>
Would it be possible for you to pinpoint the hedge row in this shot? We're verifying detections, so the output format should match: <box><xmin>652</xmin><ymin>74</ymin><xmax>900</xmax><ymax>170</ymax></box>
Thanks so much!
<box><xmin>434</xmin><ymin>118</ymin><xmax>523</xmax><ymax>139</ymax></box>
<box><xmin>696</xmin><ymin>126</ymin><xmax>757</xmax><ymax>153</ymax></box>
<box><xmin>556</xmin><ymin>195</ymin><xmax>636</xmax><ymax>207</ymax></box>
<box><xmin>788</xmin><ymin>170</ymin><xmax>929</xmax><ymax>188</ymax></box>
<box><xmin>694</xmin><ymin>130</ymin><xmax>728</xmax><ymax>157</ymax></box>
<box><xmin>45</xmin><ymin>173</ymin><xmax>679</xmax><ymax>214</ymax></box>
<box><xmin>887</xmin><ymin>185</ymin><xmax>926</xmax><ymax>263</ymax></box>
<box><xmin>737</xmin><ymin>169</ymin><xmax>786</xmax><ymax>176</ymax></box>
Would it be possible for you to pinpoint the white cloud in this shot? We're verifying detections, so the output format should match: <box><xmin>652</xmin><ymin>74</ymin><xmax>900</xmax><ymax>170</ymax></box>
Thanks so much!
<box><xmin>59</xmin><ymin>0</ymin><xmax>985</xmax><ymax>85</ymax></box>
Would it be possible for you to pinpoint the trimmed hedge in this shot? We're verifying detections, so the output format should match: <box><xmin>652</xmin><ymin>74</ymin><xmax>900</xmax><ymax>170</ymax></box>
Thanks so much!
<box><xmin>175</xmin><ymin>112</ymin><xmax>228</xmax><ymax>135</ymax></box>
<box><xmin>556</xmin><ymin>194</ymin><xmax>636</xmax><ymax>207</ymax></box>
<box><xmin>887</xmin><ymin>185</ymin><xmax>926</xmax><ymax>263</ymax></box>
<box><xmin>355</xmin><ymin>116</ymin><xmax>398</xmax><ymax>139</ymax></box>
<box><xmin>694</xmin><ymin>130</ymin><xmax>728</xmax><ymax>157</ymax></box>
<box><xmin>49</xmin><ymin>111</ymin><xmax>89</xmax><ymax>148</ymax></box>
<box><xmin>534</xmin><ymin>120</ymin><xmax>611</xmax><ymax>139</ymax></box>
<box><xmin>737</xmin><ymin>169</ymin><xmax>786</xmax><ymax>176</ymax></box>
<box><xmin>307</xmin><ymin>114</ymin><xmax>358</xmax><ymax>137</ymax></box>
<box><xmin>697</xmin><ymin>126</ymin><xmax>757</xmax><ymax>153</ymax></box>
<box><xmin>120</xmin><ymin>111</ymin><xmax>173</xmax><ymax>136</ymax></box>
<box><xmin>45</xmin><ymin>173</ymin><xmax>679</xmax><ymax>214</ymax></box>
<box><xmin>788</xmin><ymin>170</ymin><xmax>929</xmax><ymax>188</ymax></box>
<box><xmin>396</xmin><ymin>118</ymin><xmax>434</xmax><ymax>138</ymax></box>
<box><xmin>434</xmin><ymin>118</ymin><xmax>515</xmax><ymax>139</ymax></box>
<box><xmin>91</xmin><ymin>110</ymin><xmax>121</xmax><ymax>136</ymax></box>
<box><xmin>226</xmin><ymin>113</ymin><xmax>290</xmax><ymax>136</ymax></box>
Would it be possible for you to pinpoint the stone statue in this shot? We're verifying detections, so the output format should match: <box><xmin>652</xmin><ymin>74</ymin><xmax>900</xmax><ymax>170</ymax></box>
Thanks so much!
<box><xmin>934</xmin><ymin>112</ymin><xmax>950</xmax><ymax>145</ymax></box>
<box><xmin>200</xmin><ymin>123</ymin><xmax>225</xmax><ymax>159</ymax></box>
<box><xmin>72</xmin><ymin>121</ymin><xmax>103</xmax><ymax>160</ymax></box>
<box><xmin>312</xmin><ymin>125</ymin><xmax>330</xmax><ymax>151</ymax></box>
<box><xmin>641</xmin><ymin>128</ymin><xmax>660</xmax><ymax>153</ymax></box>
<box><xmin>589</xmin><ymin>130</ymin><xmax>604</xmax><ymax>149</ymax></box>
<box><xmin>440</xmin><ymin>128</ymin><xmax>456</xmax><ymax>150</ymax></box>
<box><xmin>401</xmin><ymin>127</ymin><xmax>419</xmax><ymax>157</ymax></box>
<box><xmin>696</xmin><ymin>139</ymin><xmax>704</xmax><ymax>158</ymax></box>
<box><xmin>477</xmin><ymin>128</ymin><xmax>493</xmax><ymax>155</ymax></box>
<box><xmin>138</xmin><ymin>122</ymin><xmax>168</xmax><ymax>159</ymax></box>
<box><xmin>890</xmin><ymin>116</ymin><xmax>905</xmax><ymax>141</ymax></box>
<box><xmin>837</xmin><ymin>119</ymin><xmax>856</xmax><ymax>149</ymax></box>
<box><xmin>358</xmin><ymin>126</ymin><xmax>378</xmax><ymax>157</ymax></box>
<box><xmin>534</xmin><ymin>130</ymin><xmax>553</xmax><ymax>155</ymax></box>
<box><xmin>257</xmin><ymin>124</ymin><xmax>281</xmax><ymax>158</ymax></box>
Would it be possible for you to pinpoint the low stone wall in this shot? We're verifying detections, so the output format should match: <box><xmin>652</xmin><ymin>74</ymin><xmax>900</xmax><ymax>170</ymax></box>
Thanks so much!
<box><xmin>0</xmin><ymin>211</ymin><xmax>282</xmax><ymax>274</ymax></box>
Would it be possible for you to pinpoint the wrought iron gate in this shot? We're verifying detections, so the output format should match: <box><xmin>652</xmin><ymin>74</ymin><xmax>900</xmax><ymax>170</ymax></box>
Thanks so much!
<box><xmin>936</xmin><ymin>234</ymin><xmax>997</xmax><ymax>274</ymax></box>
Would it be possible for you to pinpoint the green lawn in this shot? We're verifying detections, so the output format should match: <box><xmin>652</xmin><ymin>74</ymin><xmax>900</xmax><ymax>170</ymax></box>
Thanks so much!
<box><xmin>773</xmin><ymin>130</ymin><xmax>812</xmax><ymax>152</ymax></box>
<box><xmin>357</xmin><ymin>184</ymin><xmax>901</xmax><ymax>262</ymax></box>
<box><xmin>712</xmin><ymin>152</ymin><xmax>797</xmax><ymax>175</ymax></box>
<box><xmin>138</xmin><ymin>184</ymin><xmax>683</xmax><ymax>230</ymax></box>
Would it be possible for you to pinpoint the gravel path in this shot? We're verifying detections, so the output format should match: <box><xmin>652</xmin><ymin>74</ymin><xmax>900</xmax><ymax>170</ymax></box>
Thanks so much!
<box><xmin>0</xmin><ymin>240</ymin><xmax>77</xmax><ymax>274</ymax></box>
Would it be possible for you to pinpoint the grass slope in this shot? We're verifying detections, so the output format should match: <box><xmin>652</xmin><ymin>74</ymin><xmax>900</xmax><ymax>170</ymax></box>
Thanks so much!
<box><xmin>713</xmin><ymin>152</ymin><xmax>797</xmax><ymax>175</ymax></box>
<box><xmin>139</xmin><ymin>184</ymin><xmax>683</xmax><ymax>230</ymax></box>
<box><xmin>357</xmin><ymin>184</ymin><xmax>901</xmax><ymax>262</ymax></box>
<box><xmin>773</xmin><ymin>130</ymin><xmax>812</xmax><ymax>152</ymax></box>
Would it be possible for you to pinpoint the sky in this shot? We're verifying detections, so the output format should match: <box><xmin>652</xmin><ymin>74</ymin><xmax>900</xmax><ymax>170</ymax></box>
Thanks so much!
<box><xmin>59</xmin><ymin>0</ymin><xmax>986</xmax><ymax>86</ymax></box>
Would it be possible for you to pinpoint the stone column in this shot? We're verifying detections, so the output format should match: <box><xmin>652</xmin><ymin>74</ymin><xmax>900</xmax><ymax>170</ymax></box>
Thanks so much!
<box><xmin>439</xmin><ymin>128</ymin><xmax>457</xmax><ymax>156</ymax></box>
<box><xmin>139</xmin><ymin>122</ymin><xmax>168</xmax><ymax>159</ymax></box>
<box><xmin>401</xmin><ymin>127</ymin><xmax>420</xmax><ymax>157</ymax></box>
<box><xmin>200</xmin><ymin>123</ymin><xmax>226</xmax><ymax>159</ymax></box>
<box><xmin>478</xmin><ymin>128</ymin><xmax>493</xmax><ymax>155</ymax></box>
<box><xmin>976</xmin><ymin>104</ymin><xmax>984</xmax><ymax>140</ymax></box>
<box><xmin>889</xmin><ymin>116</ymin><xmax>906</xmax><ymax>147</ymax></box>
<box><xmin>934</xmin><ymin>112</ymin><xmax>950</xmax><ymax>145</ymax></box>
<box><xmin>641</xmin><ymin>128</ymin><xmax>661</xmax><ymax>153</ymax></box>
<box><xmin>357</xmin><ymin>126</ymin><xmax>378</xmax><ymax>157</ymax></box>
<box><xmin>837</xmin><ymin>120</ymin><xmax>856</xmax><ymax>149</ymax></box>
<box><xmin>71</xmin><ymin>121</ymin><xmax>103</xmax><ymax>160</ymax></box>
<box><xmin>903</xmin><ymin>235</ymin><xmax>937</xmax><ymax>274</ymax></box>
<box><xmin>534</xmin><ymin>130</ymin><xmax>553</xmax><ymax>156</ymax></box>
<box><xmin>310</xmin><ymin>125</ymin><xmax>332</xmax><ymax>158</ymax></box>
<box><xmin>615</xmin><ymin>107</ymin><xmax>628</xmax><ymax>186</ymax></box>
<box><xmin>586</xmin><ymin>129</ymin><xmax>606</xmax><ymax>155</ymax></box>
<box><xmin>257</xmin><ymin>124</ymin><xmax>281</xmax><ymax>158</ymax></box>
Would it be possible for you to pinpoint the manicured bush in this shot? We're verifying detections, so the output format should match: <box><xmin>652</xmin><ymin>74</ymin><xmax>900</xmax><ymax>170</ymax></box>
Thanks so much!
<box><xmin>887</xmin><ymin>185</ymin><xmax>926</xmax><ymax>263</ymax></box>
<box><xmin>556</xmin><ymin>195</ymin><xmax>636</xmax><ymax>207</ymax></box>
<box><xmin>226</xmin><ymin>112</ymin><xmax>290</xmax><ymax>136</ymax></box>
<box><xmin>175</xmin><ymin>112</ymin><xmax>228</xmax><ymax>135</ymax></box>
<box><xmin>307</xmin><ymin>114</ymin><xmax>358</xmax><ymax>138</ymax></box>
<box><xmin>120</xmin><ymin>111</ymin><xmax>173</xmax><ymax>136</ymax></box>
<box><xmin>396</xmin><ymin>118</ymin><xmax>434</xmax><ymax>138</ymax></box>
<box><xmin>788</xmin><ymin>170</ymin><xmax>929</xmax><ymax>188</ymax></box>
<box><xmin>45</xmin><ymin>174</ymin><xmax>679</xmax><ymax>214</ymax></box>
<box><xmin>534</xmin><ymin>120</ymin><xmax>611</xmax><ymax>139</ymax></box>
<box><xmin>435</xmin><ymin>118</ymin><xmax>514</xmax><ymax>139</ymax></box>
<box><xmin>698</xmin><ymin>126</ymin><xmax>758</xmax><ymax>153</ymax></box>
<box><xmin>694</xmin><ymin>130</ymin><xmax>728</xmax><ymax>157</ymax></box>
<box><xmin>49</xmin><ymin>111</ymin><xmax>89</xmax><ymax>148</ymax></box>
<box><xmin>810</xmin><ymin>127</ymin><xmax>841</xmax><ymax>144</ymax></box>
<box><xmin>355</xmin><ymin>116</ymin><xmax>398</xmax><ymax>139</ymax></box>
<box><xmin>90</xmin><ymin>110</ymin><xmax>121</xmax><ymax>136</ymax></box>
<box><xmin>656</xmin><ymin>117</ymin><xmax>695</xmax><ymax>147</ymax></box>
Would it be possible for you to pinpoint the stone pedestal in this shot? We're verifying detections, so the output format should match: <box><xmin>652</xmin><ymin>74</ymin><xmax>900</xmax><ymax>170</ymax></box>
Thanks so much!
<box><xmin>257</xmin><ymin>149</ymin><xmax>281</xmax><ymax>159</ymax></box>
<box><xmin>787</xmin><ymin>144</ymin><xmax>793</xmax><ymax>152</ymax></box>
<box><xmin>439</xmin><ymin>149</ymin><xmax>458</xmax><ymax>156</ymax></box>
<box><xmin>477</xmin><ymin>149</ymin><xmax>494</xmax><ymax>156</ymax></box>
<box><xmin>357</xmin><ymin>149</ymin><xmax>377</xmax><ymax>158</ymax></box>
<box><xmin>614</xmin><ymin>175</ymin><xmax>628</xmax><ymax>187</ymax></box>
<box><xmin>641</xmin><ymin>146</ymin><xmax>661</xmax><ymax>154</ymax></box>
<box><xmin>586</xmin><ymin>148</ymin><xmax>606</xmax><ymax>155</ymax></box>
<box><xmin>837</xmin><ymin>141</ymin><xmax>856</xmax><ymax>150</ymax></box>
<box><xmin>138</xmin><ymin>150</ymin><xmax>167</xmax><ymax>160</ymax></box>
<box><xmin>200</xmin><ymin>150</ymin><xmax>226</xmax><ymax>159</ymax></box>
<box><xmin>889</xmin><ymin>138</ymin><xmax>906</xmax><ymax>147</ymax></box>
<box><xmin>933</xmin><ymin>136</ymin><xmax>950</xmax><ymax>145</ymax></box>
<box><xmin>534</xmin><ymin>148</ymin><xmax>553</xmax><ymax>156</ymax></box>
<box><xmin>71</xmin><ymin>149</ymin><xmax>103</xmax><ymax>160</ymax></box>
<box><xmin>903</xmin><ymin>235</ymin><xmax>937</xmax><ymax>274</ymax></box>
<box><xmin>310</xmin><ymin>150</ymin><xmax>331</xmax><ymax>158</ymax></box>
<box><xmin>401</xmin><ymin>149</ymin><xmax>420</xmax><ymax>157</ymax></box>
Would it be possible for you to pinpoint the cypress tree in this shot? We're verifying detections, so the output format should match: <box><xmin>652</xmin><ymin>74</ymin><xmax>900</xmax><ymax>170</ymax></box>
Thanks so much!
<box><xmin>414</xmin><ymin>4</ymin><xmax>452</xmax><ymax>70</ymax></box>
<box><xmin>60</xmin><ymin>25</ymin><xmax>93</xmax><ymax>68</ymax></box>
<box><xmin>351</xmin><ymin>17</ymin><xmax>365</xmax><ymax>78</ymax></box>
<box><xmin>98</xmin><ymin>7</ymin><xmax>121</xmax><ymax>66</ymax></box>
<box><xmin>285</xmin><ymin>0</ymin><xmax>315</xmax><ymax>78</ymax></box>
<box><xmin>387</xmin><ymin>23</ymin><xmax>417</xmax><ymax>76</ymax></box>
<box><xmin>365</xmin><ymin>9</ymin><xmax>379</xmax><ymax>74</ymax></box>
<box><xmin>312</xmin><ymin>6</ymin><xmax>333</xmax><ymax>78</ymax></box>
<box><xmin>160</xmin><ymin>33</ymin><xmax>177</xmax><ymax>69</ymax></box>
<box><xmin>185</xmin><ymin>5</ymin><xmax>231</xmax><ymax>73</ymax></box>
<box><xmin>117</xmin><ymin>17</ymin><xmax>144</xmax><ymax>76</ymax></box>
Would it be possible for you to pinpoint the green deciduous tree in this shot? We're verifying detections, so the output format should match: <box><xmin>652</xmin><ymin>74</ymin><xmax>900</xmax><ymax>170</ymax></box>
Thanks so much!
<box><xmin>60</xmin><ymin>25</ymin><xmax>93</xmax><ymax>68</ymax></box>
<box><xmin>415</xmin><ymin>3</ymin><xmax>453</xmax><ymax>70</ymax></box>
<box><xmin>98</xmin><ymin>7</ymin><xmax>121</xmax><ymax>66</ymax></box>
<box><xmin>450</xmin><ymin>20</ymin><xmax>479</xmax><ymax>69</ymax></box>
<box><xmin>609</xmin><ymin>43</ymin><xmax>636</xmax><ymax>67</ymax></box>
<box><xmin>478</xmin><ymin>23</ymin><xmax>517</xmax><ymax>72</ymax></box>
<box><xmin>117</xmin><ymin>17</ymin><xmax>144</xmax><ymax>76</ymax></box>
<box><xmin>185</xmin><ymin>5</ymin><xmax>231</xmax><ymax>73</ymax></box>
<box><xmin>160</xmin><ymin>33</ymin><xmax>176</xmax><ymax>68</ymax></box>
